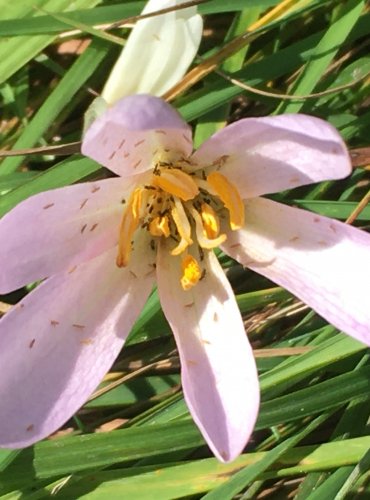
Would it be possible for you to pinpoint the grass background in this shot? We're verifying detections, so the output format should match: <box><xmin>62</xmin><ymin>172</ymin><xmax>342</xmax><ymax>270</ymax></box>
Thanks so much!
<box><xmin>0</xmin><ymin>0</ymin><xmax>369</xmax><ymax>498</ymax></box>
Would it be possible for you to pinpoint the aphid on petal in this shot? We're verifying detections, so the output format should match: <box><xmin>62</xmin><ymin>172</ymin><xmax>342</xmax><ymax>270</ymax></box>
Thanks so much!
<box><xmin>0</xmin><ymin>95</ymin><xmax>369</xmax><ymax>465</ymax></box>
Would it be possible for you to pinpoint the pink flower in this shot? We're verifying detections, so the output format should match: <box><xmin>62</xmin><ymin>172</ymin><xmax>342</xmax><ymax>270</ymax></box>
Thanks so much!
<box><xmin>0</xmin><ymin>95</ymin><xmax>369</xmax><ymax>463</ymax></box>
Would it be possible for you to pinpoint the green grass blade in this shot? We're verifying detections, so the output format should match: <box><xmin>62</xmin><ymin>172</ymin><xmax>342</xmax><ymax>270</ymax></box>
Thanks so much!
<box><xmin>0</xmin><ymin>38</ymin><xmax>109</xmax><ymax>175</ymax></box>
<box><xmin>201</xmin><ymin>413</ymin><xmax>331</xmax><ymax>500</ymax></box>
<box><xmin>276</xmin><ymin>0</ymin><xmax>365</xmax><ymax>114</ymax></box>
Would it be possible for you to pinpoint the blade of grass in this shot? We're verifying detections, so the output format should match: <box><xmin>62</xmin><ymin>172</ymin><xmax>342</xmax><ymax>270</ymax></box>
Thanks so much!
<box><xmin>0</xmin><ymin>0</ymin><xmax>100</xmax><ymax>84</ymax></box>
<box><xmin>201</xmin><ymin>413</ymin><xmax>332</xmax><ymax>500</ymax></box>
<box><xmin>0</xmin><ymin>37</ymin><xmax>109</xmax><ymax>175</ymax></box>
<box><xmin>26</xmin><ymin>437</ymin><xmax>370</xmax><ymax>498</ymax></box>
<box><xmin>276</xmin><ymin>0</ymin><xmax>365</xmax><ymax>114</ymax></box>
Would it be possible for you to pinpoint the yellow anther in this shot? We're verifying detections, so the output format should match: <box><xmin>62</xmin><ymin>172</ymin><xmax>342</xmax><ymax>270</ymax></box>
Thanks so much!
<box><xmin>181</xmin><ymin>255</ymin><xmax>202</xmax><ymax>290</ymax></box>
<box><xmin>149</xmin><ymin>216</ymin><xmax>170</xmax><ymax>237</ymax></box>
<box><xmin>200</xmin><ymin>203</ymin><xmax>220</xmax><ymax>239</ymax></box>
<box><xmin>190</xmin><ymin>207</ymin><xmax>227</xmax><ymax>249</ymax></box>
<box><xmin>152</xmin><ymin>168</ymin><xmax>199</xmax><ymax>201</ymax></box>
<box><xmin>170</xmin><ymin>198</ymin><xmax>193</xmax><ymax>256</ymax></box>
<box><xmin>206</xmin><ymin>172</ymin><xmax>244</xmax><ymax>230</ymax></box>
<box><xmin>116</xmin><ymin>187</ymin><xmax>142</xmax><ymax>267</ymax></box>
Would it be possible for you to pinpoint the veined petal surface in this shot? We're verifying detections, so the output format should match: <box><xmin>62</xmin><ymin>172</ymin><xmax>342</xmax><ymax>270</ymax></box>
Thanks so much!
<box><xmin>193</xmin><ymin>114</ymin><xmax>351</xmax><ymax>199</ymax></box>
<box><xmin>101</xmin><ymin>0</ymin><xmax>203</xmax><ymax>104</ymax></box>
<box><xmin>0</xmin><ymin>246</ymin><xmax>154</xmax><ymax>448</ymax></box>
<box><xmin>157</xmin><ymin>244</ymin><xmax>259</xmax><ymax>462</ymax></box>
<box><xmin>82</xmin><ymin>95</ymin><xmax>193</xmax><ymax>177</ymax></box>
<box><xmin>222</xmin><ymin>198</ymin><xmax>370</xmax><ymax>346</ymax></box>
<box><xmin>0</xmin><ymin>178</ymin><xmax>137</xmax><ymax>293</ymax></box>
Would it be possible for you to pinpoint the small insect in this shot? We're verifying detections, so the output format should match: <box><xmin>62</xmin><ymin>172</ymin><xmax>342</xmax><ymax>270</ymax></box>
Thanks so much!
<box><xmin>153</xmin><ymin>164</ymin><xmax>161</xmax><ymax>175</ymax></box>
<box><xmin>198</xmin><ymin>246</ymin><xmax>204</xmax><ymax>261</ymax></box>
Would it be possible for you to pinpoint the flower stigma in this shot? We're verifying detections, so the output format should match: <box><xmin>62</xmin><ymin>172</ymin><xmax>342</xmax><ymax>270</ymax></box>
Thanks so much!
<box><xmin>116</xmin><ymin>158</ymin><xmax>244</xmax><ymax>290</ymax></box>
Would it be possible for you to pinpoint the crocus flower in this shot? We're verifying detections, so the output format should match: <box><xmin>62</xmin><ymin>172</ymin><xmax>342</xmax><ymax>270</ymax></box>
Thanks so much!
<box><xmin>84</xmin><ymin>0</ymin><xmax>202</xmax><ymax>132</ymax></box>
<box><xmin>101</xmin><ymin>0</ymin><xmax>203</xmax><ymax>105</ymax></box>
<box><xmin>1</xmin><ymin>95</ymin><xmax>370</xmax><ymax>463</ymax></box>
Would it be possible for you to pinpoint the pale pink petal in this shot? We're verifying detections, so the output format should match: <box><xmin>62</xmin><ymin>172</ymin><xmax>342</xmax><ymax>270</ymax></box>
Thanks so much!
<box><xmin>0</xmin><ymin>245</ymin><xmax>154</xmax><ymax>448</ymax></box>
<box><xmin>156</xmin><ymin>244</ymin><xmax>260</xmax><ymax>462</ymax></box>
<box><xmin>193</xmin><ymin>114</ymin><xmax>351</xmax><ymax>198</ymax></box>
<box><xmin>101</xmin><ymin>0</ymin><xmax>203</xmax><ymax>104</ymax></box>
<box><xmin>82</xmin><ymin>95</ymin><xmax>193</xmax><ymax>177</ymax></box>
<box><xmin>0</xmin><ymin>177</ymin><xmax>140</xmax><ymax>293</ymax></box>
<box><xmin>222</xmin><ymin>198</ymin><xmax>370</xmax><ymax>345</ymax></box>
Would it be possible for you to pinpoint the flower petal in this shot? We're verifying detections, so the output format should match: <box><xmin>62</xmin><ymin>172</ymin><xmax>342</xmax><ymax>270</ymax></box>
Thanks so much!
<box><xmin>0</xmin><ymin>246</ymin><xmax>154</xmax><ymax>448</ymax></box>
<box><xmin>82</xmin><ymin>95</ymin><xmax>193</xmax><ymax>177</ymax></box>
<box><xmin>0</xmin><ymin>177</ymin><xmax>139</xmax><ymax>293</ymax></box>
<box><xmin>157</xmin><ymin>244</ymin><xmax>260</xmax><ymax>462</ymax></box>
<box><xmin>101</xmin><ymin>0</ymin><xmax>203</xmax><ymax>104</ymax></box>
<box><xmin>222</xmin><ymin>198</ymin><xmax>370</xmax><ymax>346</ymax></box>
<box><xmin>193</xmin><ymin>114</ymin><xmax>351</xmax><ymax>198</ymax></box>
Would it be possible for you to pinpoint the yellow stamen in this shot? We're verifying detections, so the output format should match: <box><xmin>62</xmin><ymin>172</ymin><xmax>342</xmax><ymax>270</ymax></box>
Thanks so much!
<box><xmin>206</xmin><ymin>172</ymin><xmax>244</xmax><ymax>230</ymax></box>
<box><xmin>191</xmin><ymin>207</ymin><xmax>227</xmax><ymax>249</ymax></box>
<box><xmin>149</xmin><ymin>216</ymin><xmax>170</xmax><ymax>237</ymax></box>
<box><xmin>200</xmin><ymin>202</ymin><xmax>220</xmax><ymax>239</ymax></box>
<box><xmin>170</xmin><ymin>198</ymin><xmax>193</xmax><ymax>255</ymax></box>
<box><xmin>152</xmin><ymin>168</ymin><xmax>199</xmax><ymax>201</ymax></box>
<box><xmin>181</xmin><ymin>255</ymin><xmax>202</xmax><ymax>290</ymax></box>
<box><xmin>116</xmin><ymin>187</ymin><xmax>142</xmax><ymax>267</ymax></box>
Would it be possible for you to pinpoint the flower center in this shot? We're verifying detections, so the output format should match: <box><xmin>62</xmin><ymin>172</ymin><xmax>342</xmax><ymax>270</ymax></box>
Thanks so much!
<box><xmin>116</xmin><ymin>162</ymin><xmax>244</xmax><ymax>290</ymax></box>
